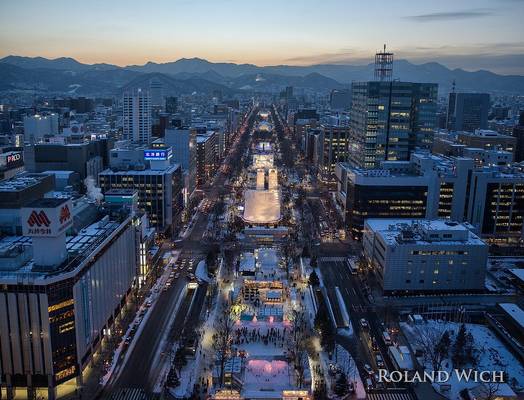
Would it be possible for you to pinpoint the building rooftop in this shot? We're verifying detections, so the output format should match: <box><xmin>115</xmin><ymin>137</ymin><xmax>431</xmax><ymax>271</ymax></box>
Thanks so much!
<box><xmin>99</xmin><ymin>163</ymin><xmax>180</xmax><ymax>175</ymax></box>
<box><xmin>0</xmin><ymin>215</ymin><xmax>128</xmax><ymax>283</ymax></box>
<box><xmin>458</xmin><ymin>129</ymin><xmax>515</xmax><ymax>139</ymax></box>
<box><xmin>508</xmin><ymin>269</ymin><xmax>524</xmax><ymax>285</ymax></box>
<box><xmin>366</xmin><ymin>219</ymin><xmax>486</xmax><ymax>246</ymax></box>
<box><xmin>499</xmin><ymin>303</ymin><xmax>524</xmax><ymax>331</ymax></box>
<box><xmin>26</xmin><ymin>197</ymin><xmax>69</xmax><ymax>208</ymax></box>
<box><xmin>0</xmin><ymin>173</ymin><xmax>53</xmax><ymax>193</ymax></box>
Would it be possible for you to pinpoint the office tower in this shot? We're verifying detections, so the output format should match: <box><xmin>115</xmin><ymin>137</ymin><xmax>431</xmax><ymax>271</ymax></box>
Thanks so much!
<box><xmin>196</xmin><ymin>133</ymin><xmax>218</xmax><ymax>186</ymax></box>
<box><xmin>149</xmin><ymin>79</ymin><xmax>164</xmax><ymax>107</ymax></box>
<box><xmin>446</xmin><ymin>92</ymin><xmax>490</xmax><ymax>132</ymax></box>
<box><xmin>349</xmin><ymin>81</ymin><xmax>438</xmax><ymax>169</ymax></box>
<box><xmin>164</xmin><ymin>127</ymin><xmax>197</xmax><ymax>195</ymax></box>
<box><xmin>329</xmin><ymin>89</ymin><xmax>352</xmax><ymax>110</ymax></box>
<box><xmin>123</xmin><ymin>89</ymin><xmax>151</xmax><ymax>144</ymax></box>
<box><xmin>165</xmin><ymin>96</ymin><xmax>178</xmax><ymax>114</ymax></box>
<box><xmin>513</xmin><ymin>111</ymin><xmax>524</xmax><ymax>162</ymax></box>
<box><xmin>23</xmin><ymin>113</ymin><xmax>59</xmax><ymax>143</ymax></box>
<box><xmin>285</xmin><ymin>86</ymin><xmax>294</xmax><ymax>101</ymax></box>
<box><xmin>363</xmin><ymin>219</ymin><xmax>488</xmax><ymax>294</ymax></box>
<box><xmin>335</xmin><ymin>163</ymin><xmax>429</xmax><ymax>239</ymax></box>
<box><xmin>0</xmin><ymin>198</ymin><xmax>137</xmax><ymax>399</ymax></box>
<box><xmin>318</xmin><ymin>125</ymin><xmax>350</xmax><ymax>182</ymax></box>
<box><xmin>99</xmin><ymin>162</ymin><xmax>183</xmax><ymax>237</ymax></box>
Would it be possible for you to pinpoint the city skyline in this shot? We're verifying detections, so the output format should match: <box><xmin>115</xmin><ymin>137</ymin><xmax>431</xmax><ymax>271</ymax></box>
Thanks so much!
<box><xmin>1</xmin><ymin>0</ymin><xmax>524</xmax><ymax>74</ymax></box>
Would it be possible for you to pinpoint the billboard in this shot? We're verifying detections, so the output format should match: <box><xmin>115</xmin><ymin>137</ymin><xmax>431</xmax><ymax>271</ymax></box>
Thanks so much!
<box><xmin>21</xmin><ymin>199</ymin><xmax>73</xmax><ymax>237</ymax></box>
<box><xmin>144</xmin><ymin>147</ymin><xmax>172</xmax><ymax>161</ymax></box>
<box><xmin>0</xmin><ymin>151</ymin><xmax>23</xmax><ymax>169</ymax></box>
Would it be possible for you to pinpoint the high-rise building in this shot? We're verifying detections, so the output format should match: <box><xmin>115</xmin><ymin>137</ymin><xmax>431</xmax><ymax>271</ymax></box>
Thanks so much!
<box><xmin>123</xmin><ymin>89</ymin><xmax>151</xmax><ymax>144</ymax></box>
<box><xmin>149</xmin><ymin>79</ymin><xmax>164</xmax><ymax>107</ymax></box>
<box><xmin>165</xmin><ymin>96</ymin><xmax>178</xmax><ymax>114</ymax></box>
<box><xmin>98</xmin><ymin>163</ymin><xmax>183</xmax><ymax>237</ymax></box>
<box><xmin>329</xmin><ymin>89</ymin><xmax>351</xmax><ymax>110</ymax></box>
<box><xmin>196</xmin><ymin>133</ymin><xmax>218</xmax><ymax>186</ymax></box>
<box><xmin>337</xmin><ymin>152</ymin><xmax>524</xmax><ymax>243</ymax></box>
<box><xmin>348</xmin><ymin>81</ymin><xmax>438</xmax><ymax>169</ymax></box>
<box><xmin>336</xmin><ymin>163</ymin><xmax>430</xmax><ymax>239</ymax></box>
<box><xmin>446</xmin><ymin>92</ymin><xmax>490</xmax><ymax>132</ymax></box>
<box><xmin>513</xmin><ymin>111</ymin><xmax>524</xmax><ymax>162</ymax></box>
<box><xmin>163</xmin><ymin>128</ymin><xmax>197</xmax><ymax>196</ymax></box>
<box><xmin>318</xmin><ymin>125</ymin><xmax>350</xmax><ymax>182</ymax></box>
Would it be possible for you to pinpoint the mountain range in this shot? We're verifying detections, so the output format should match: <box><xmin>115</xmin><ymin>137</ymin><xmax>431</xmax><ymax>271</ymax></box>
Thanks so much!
<box><xmin>1</xmin><ymin>55</ymin><xmax>524</xmax><ymax>96</ymax></box>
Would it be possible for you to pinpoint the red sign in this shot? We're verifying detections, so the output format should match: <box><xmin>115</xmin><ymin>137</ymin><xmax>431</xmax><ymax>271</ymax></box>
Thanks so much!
<box><xmin>27</xmin><ymin>210</ymin><xmax>51</xmax><ymax>227</ymax></box>
<box><xmin>59</xmin><ymin>204</ymin><xmax>71</xmax><ymax>224</ymax></box>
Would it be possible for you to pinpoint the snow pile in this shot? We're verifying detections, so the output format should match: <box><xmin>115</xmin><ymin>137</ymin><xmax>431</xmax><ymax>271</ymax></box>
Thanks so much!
<box><xmin>196</xmin><ymin>260</ymin><xmax>212</xmax><ymax>283</ymax></box>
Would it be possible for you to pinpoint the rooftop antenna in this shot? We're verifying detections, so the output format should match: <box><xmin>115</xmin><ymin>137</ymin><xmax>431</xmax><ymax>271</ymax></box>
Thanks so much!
<box><xmin>374</xmin><ymin>44</ymin><xmax>394</xmax><ymax>81</ymax></box>
<box><xmin>451</xmin><ymin>79</ymin><xmax>456</xmax><ymax>93</ymax></box>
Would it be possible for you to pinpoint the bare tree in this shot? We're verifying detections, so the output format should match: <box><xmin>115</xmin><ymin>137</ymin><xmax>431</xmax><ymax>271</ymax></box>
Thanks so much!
<box><xmin>412</xmin><ymin>322</ymin><xmax>451</xmax><ymax>371</ymax></box>
<box><xmin>462</xmin><ymin>382</ymin><xmax>502</xmax><ymax>400</ymax></box>
<box><xmin>212</xmin><ymin>306</ymin><xmax>236</xmax><ymax>387</ymax></box>
<box><xmin>289</xmin><ymin>310</ymin><xmax>308</xmax><ymax>387</ymax></box>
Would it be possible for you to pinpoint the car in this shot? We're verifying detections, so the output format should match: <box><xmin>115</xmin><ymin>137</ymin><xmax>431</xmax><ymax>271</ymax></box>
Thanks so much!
<box><xmin>364</xmin><ymin>364</ymin><xmax>374</xmax><ymax>376</ymax></box>
<box><xmin>370</xmin><ymin>337</ymin><xmax>379</xmax><ymax>351</ymax></box>
<box><xmin>175</xmin><ymin>272</ymin><xmax>180</xmax><ymax>279</ymax></box>
<box><xmin>375</xmin><ymin>354</ymin><xmax>385</xmax><ymax>368</ymax></box>
<box><xmin>360</xmin><ymin>318</ymin><xmax>369</xmax><ymax>329</ymax></box>
<box><xmin>365</xmin><ymin>378</ymin><xmax>373</xmax><ymax>390</ymax></box>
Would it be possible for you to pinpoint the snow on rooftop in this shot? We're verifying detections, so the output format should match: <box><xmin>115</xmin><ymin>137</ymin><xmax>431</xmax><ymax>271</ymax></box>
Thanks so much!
<box><xmin>499</xmin><ymin>303</ymin><xmax>524</xmax><ymax>331</ymax></box>
<box><xmin>366</xmin><ymin>219</ymin><xmax>485</xmax><ymax>246</ymax></box>
<box><xmin>508</xmin><ymin>268</ymin><xmax>524</xmax><ymax>284</ymax></box>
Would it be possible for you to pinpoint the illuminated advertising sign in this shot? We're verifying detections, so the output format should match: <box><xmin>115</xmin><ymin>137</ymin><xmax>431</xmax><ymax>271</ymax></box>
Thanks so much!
<box><xmin>0</xmin><ymin>151</ymin><xmax>23</xmax><ymax>168</ymax></box>
<box><xmin>144</xmin><ymin>147</ymin><xmax>172</xmax><ymax>161</ymax></box>
<box><xmin>21</xmin><ymin>199</ymin><xmax>73</xmax><ymax>237</ymax></box>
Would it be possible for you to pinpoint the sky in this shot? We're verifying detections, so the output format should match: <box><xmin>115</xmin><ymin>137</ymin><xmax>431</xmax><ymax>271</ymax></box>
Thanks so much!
<box><xmin>1</xmin><ymin>0</ymin><xmax>523</xmax><ymax>74</ymax></box>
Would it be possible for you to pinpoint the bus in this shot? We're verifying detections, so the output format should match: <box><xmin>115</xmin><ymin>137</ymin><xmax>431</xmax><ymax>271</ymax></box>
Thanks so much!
<box><xmin>347</xmin><ymin>257</ymin><xmax>359</xmax><ymax>274</ymax></box>
<box><xmin>382</xmin><ymin>331</ymin><xmax>392</xmax><ymax>346</ymax></box>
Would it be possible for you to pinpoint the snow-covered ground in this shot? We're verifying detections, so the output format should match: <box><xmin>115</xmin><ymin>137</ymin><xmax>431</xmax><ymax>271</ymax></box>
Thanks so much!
<box><xmin>318</xmin><ymin>344</ymin><xmax>366</xmax><ymax>399</ymax></box>
<box><xmin>401</xmin><ymin>320</ymin><xmax>524</xmax><ymax>399</ymax></box>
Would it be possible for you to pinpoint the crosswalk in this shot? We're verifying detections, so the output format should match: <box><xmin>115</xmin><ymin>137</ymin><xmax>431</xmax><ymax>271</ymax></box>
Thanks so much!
<box><xmin>367</xmin><ymin>391</ymin><xmax>416</xmax><ymax>400</ymax></box>
<box><xmin>109</xmin><ymin>388</ymin><xmax>159</xmax><ymax>400</ymax></box>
